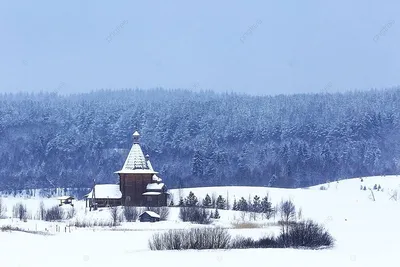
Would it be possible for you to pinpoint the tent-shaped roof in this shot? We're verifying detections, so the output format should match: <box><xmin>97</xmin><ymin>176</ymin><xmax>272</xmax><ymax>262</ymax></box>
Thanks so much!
<box><xmin>85</xmin><ymin>184</ymin><xmax>122</xmax><ymax>199</ymax></box>
<box><xmin>115</xmin><ymin>131</ymin><xmax>158</xmax><ymax>174</ymax></box>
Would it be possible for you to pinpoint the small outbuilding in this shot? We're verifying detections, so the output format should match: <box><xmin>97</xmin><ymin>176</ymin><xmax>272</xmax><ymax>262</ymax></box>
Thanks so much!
<box><xmin>139</xmin><ymin>211</ymin><xmax>160</xmax><ymax>222</ymax></box>
<box><xmin>84</xmin><ymin>184</ymin><xmax>122</xmax><ymax>208</ymax></box>
<box><xmin>57</xmin><ymin>196</ymin><xmax>75</xmax><ymax>206</ymax></box>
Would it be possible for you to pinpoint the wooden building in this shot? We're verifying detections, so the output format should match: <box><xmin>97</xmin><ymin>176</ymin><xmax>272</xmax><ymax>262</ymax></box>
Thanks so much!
<box><xmin>139</xmin><ymin>211</ymin><xmax>160</xmax><ymax>222</ymax></box>
<box><xmin>84</xmin><ymin>184</ymin><xmax>122</xmax><ymax>208</ymax></box>
<box><xmin>114</xmin><ymin>131</ymin><xmax>168</xmax><ymax>207</ymax></box>
<box><xmin>57</xmin><ymin>196</ymin><xmax>75</xmax><ymax>206</ymax></box>
<box><xmin>85</xmin><ymin>131</ymin><xmax>168</xmax><ymax>209</ymax></box>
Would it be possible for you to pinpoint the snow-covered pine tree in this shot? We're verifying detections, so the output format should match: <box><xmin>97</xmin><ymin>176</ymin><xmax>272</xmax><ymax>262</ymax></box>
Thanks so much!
<box><xmin>185</xmin><ymin>191</ymin><xmax>198</xmax><ymax>207</ymax></box>
<box><xmin>214</xmin><ymin>208</ymin><xmax>220</xmax><ymax>219</ymax></box>
<box><xmin>202</xmin><ymin>194</ymin><xmax>212</xmax><ymax>208</ymax></box>
<box><xmin>216</xmin><ymin>195</ymin><xmax>226</xmax><ymax>209</ymax></box>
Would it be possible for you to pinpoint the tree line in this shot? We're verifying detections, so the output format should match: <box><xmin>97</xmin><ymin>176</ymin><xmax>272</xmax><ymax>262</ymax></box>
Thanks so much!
<box><xmin>0</xmin><ymin>88</ymin><xmax>399</xmax><ymax>190</ymax></box>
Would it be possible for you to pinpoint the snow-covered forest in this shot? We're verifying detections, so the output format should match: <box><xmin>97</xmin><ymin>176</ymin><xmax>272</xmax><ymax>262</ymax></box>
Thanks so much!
<box><xmin>1</xmin><ymin>88</ymin><xmax>399</xmax><ymax>191</ymax></box>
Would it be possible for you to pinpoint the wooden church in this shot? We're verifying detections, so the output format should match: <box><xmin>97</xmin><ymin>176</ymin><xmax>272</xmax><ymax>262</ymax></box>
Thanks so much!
<box><xmin>86</xmin><ymin>131</ymin><xmax>168</xmax><ymax>207</ymax></box>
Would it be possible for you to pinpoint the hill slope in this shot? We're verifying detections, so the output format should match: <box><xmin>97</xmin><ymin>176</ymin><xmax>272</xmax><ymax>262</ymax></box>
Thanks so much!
<box><xmin>1</xmin><ymin>89</ymin><xmax>400</xmax><ymax>190</ymax></box>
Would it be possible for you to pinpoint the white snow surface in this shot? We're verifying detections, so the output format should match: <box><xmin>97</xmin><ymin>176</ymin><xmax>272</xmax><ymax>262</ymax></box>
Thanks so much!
<box><xmin>1</xmin><ymin>175</ymin><xmax>400</xmax><ymax>267</ymax></box>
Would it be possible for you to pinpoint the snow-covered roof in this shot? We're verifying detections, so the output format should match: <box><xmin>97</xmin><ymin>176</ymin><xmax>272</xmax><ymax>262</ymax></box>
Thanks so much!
<box><xmin>146</xmin><ymin>156</ymin><xmax>154</xmax><ymax>171</ymax></box>
<box><xmin>142</xmin><ymin>192</ymin><xmax>162</xmax><ymax>196</ymax></box>
<box><xmin>139</xmin><ymin>211</ymin><xmax>160</xmax><ymax>218</ymax></box>
<box><xmin>85</xmin><ymin>184</ymin><xmax>122</xmax><ymax>199</ymax></box>
<box><xmin>57</xmin><ymin>196</ymin><xmax>74</xmax><ymax>200</ymax></box>
<box><xmin>115</xmin><ymin>131</ymin><xmax>158</xmax><ymax>174</ymax></box>
<box><xmin>146</xmin><ymin>183</ymin><xmax>165</xmax><ymax>191</ymax></box>
<box><xmin>152</xmin><ymin>174</ymin><xmax>162</xmax><ymax>182</ymax></box>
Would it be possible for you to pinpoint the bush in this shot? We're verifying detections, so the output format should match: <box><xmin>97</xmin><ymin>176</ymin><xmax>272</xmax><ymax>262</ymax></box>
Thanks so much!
<box><xmin>66</xmin><ymin>207</ymin><xmax>76</xmax><ymax>219</ymax></box>
<box><xmin>69</xmin><ymin>219</ymin><xmax>113</xmax><ymax>228</ymax></box>
<box><xmin>44</xmin><ymin>206</ymin><xmax>64</xmax><ymax>221</ymax></box>
<box><xmin>231</xmin><ymin>235</ymin><xmax>279</xmax><ymax>249</ymax></box>
<box><xmin>147</xmin><ymin>207</ymin><xmax>169</xmax><ymax>221</ymax></box>
<box><xmin>123</xmin><ymin>206</ymin><xmax>140</xmax><ymax>222</ymax></box>
<box><xmin>280</xmin><ymin>220</ymin><xmax>334</xmax><ymax>248</ymax></box>
<box><xmin>149</xmin><ymin>227</ymin><xmax>231</xmax><ymax>250</ymax></box>
<box><xmin>109</xmin><ymin>206</ymin><xmax>121</xmax><ymax>226</ymax></box>
<box><xmin>232</xmin><ymin>219</ymin><xmax>334</xmax><ymax>250</ymax></box>
<box><xmin>179</xmin><ymin>206</ymin><xmax>211</xmax><ymax>224</ymax></box>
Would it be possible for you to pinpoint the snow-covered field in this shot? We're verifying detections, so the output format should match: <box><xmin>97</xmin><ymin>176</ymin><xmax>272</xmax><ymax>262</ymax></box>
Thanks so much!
<box><xmin>1</xmin><ymin>175</ymin><xmax>400</xmax><ymax>267</ymax></box>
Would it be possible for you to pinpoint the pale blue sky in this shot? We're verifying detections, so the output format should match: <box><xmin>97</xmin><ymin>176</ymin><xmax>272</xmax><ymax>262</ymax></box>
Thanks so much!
<box><xmin>1</xmin><ymin>0</ymin><xmax>399</xmax><ymax>95</ymax></box>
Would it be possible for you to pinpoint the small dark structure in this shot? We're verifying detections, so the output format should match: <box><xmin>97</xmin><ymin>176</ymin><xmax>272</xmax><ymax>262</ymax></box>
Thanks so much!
<box><xmin>58</xmin><ymin>196</ymin><xmax>74</xmax><ymax>206</ymax></box>
<box><xmin>139</xmin><ymin>211</ymin><xmax>160</xmax><ymax>222</ymax></box>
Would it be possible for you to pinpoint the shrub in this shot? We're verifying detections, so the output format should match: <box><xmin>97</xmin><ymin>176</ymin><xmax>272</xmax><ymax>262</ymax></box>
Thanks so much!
<box><xmin>279</xmin><ymin>220</ymin><xmax>334</xmax><ymax>248</ymax></box>
<box><xmin>69</xmin><ymin>219</ymin><xmax>113</xmax><ymax>228</ymax></box>
<box><xmin>66</xmin><ymin>207</ymin><xmax>76</xmax><ymax>219</ymax></box>
<box><xmin>179</xmin><ymin>206</ymin><xmax>211</xmax><ymax>224</ymax></box>
<box><xmin>232</xmin><ymin>220</ymin><xmax>334</xmax><ymax>249</ymax></box>
<box><xmin>147</xmin><ymin>207</ymin><xmax>169</xmax><ymax>221</ymax></box>
<box><xmin>123</xmin><ymin>206</ymin><xmax>140</xmax><ymax>222</ymax></box>
<box><xmin>231</xmin><ymin>235</ymin><xmax>279</xmax><ymax>249</ymax></box>
<box><xmin>149</xmin><ymin>227</ymin><xmax>231</xmax><ymax>250</ymax></box>
<box><xmin>109</xmin><ymin>206</ymin><xmax>121</xmax><ymax>226</ymax></box>
<box><xmin>44</xmin><ymin>206</ymin><xmax>64</xmax><ymax>221</ymax></box>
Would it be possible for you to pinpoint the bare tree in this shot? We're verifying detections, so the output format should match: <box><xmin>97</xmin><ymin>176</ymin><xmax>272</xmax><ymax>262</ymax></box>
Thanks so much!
<box><xmin>297</xmin><ymin>207</ymin><xmax>303</xmax><ymax>221</ymax></box>
<box><xmin>66</xmin><ymin>207</ymin><xmax>76</xmax><ymax>219</ymax></box>
<box><xmin>38</xmin><ymin>201</ymin><xmax>46</xmax><ymax>220</ymax></box>
<box><xmin>369</xmin><ymin>188</ymin><xmax>376</xmax><ymax>202</ymax></box>
<box><xmin>109</xmin><ymin>206</ymin><xmax>120</xmax><ymax>226</ymax></box>
<box><xmin>123</xmin><ymin>206</ymin><xmax>140</xmax><ymax>222</ymax></box>
<box><xmin>12</xmin><ymin>202</ymin><xmax>27</xmax><ymax>221</ymax></box>
<box><xmin>389</xmin><ymin>189</ymin><xmax>398</xmax><ymax>201</ymax></box>
<box><xmin>0</xmin><ymin>197</ymin><xmax>7</xmax><ymax>218</ymax></box>
<box><xmin>279</xmin><ymin>199</ymin><xmax>296</xmax><ymax>236</ymax></box>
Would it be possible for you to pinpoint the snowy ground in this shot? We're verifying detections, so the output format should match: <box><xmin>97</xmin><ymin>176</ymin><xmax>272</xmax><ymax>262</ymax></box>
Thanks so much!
<box><xmin>1</xmin><ymin>175</ymin><xmax>399</xmax><ymax>267</ymax></box>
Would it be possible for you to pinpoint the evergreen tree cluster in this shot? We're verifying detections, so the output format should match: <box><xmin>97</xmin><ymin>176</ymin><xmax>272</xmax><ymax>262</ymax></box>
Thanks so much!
<box><xmin>1</xmin><ymin>88</ymin><xmax>400</xmax><ymax>190</ymax></box>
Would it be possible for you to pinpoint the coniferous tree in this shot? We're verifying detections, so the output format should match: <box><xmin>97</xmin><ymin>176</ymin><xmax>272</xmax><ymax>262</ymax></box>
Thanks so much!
<box><xmin>214</xmin><ymin>208</ymin><xmax>220</xmax><ymax>219</ymax></box>
<box><xmin>185</xmin><ymin>191</ymin><xmax>198</xmax><ymax>207</ymax></box>
<box><xmin>252</xmin><ymin>195</ymin><xmax>262</xmax><ymax>213</ymax></box>
<box><xmin>216</xmin><ymin>195</ymin><xmax>226</xmax><ymax>210</ymax></box>
<box><xmin>202</xmin><ymin>194</ymin><xmax>212</xmax><ymax>208</ymax></box>
<box><xmin>261</xmin><ymin>195</ymin><xmax>273</xmax><ymax>219</ymax></box>
<box><xmin>232</xmin><ymin>198</ymin><xmax>238</xmax><ymax>211</ymax></box>
<box><xmin>237</xmin><ymin>197</ymin><xmax>248</xmax><ymax>211</ymax></box>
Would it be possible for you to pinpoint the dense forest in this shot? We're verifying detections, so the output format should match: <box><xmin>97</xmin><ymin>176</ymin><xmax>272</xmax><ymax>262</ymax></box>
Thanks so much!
<box><xmin>0</xmin><ymin>88</ymin><xmax>400</xmax><ymax>191</ymax></box>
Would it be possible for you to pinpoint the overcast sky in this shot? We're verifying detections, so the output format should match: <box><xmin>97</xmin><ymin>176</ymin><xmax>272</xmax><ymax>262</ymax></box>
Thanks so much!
<box><xmin>0</xmin><ymin>0</ymin><xmax>399</xmax><ymax>95</ymax></box>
